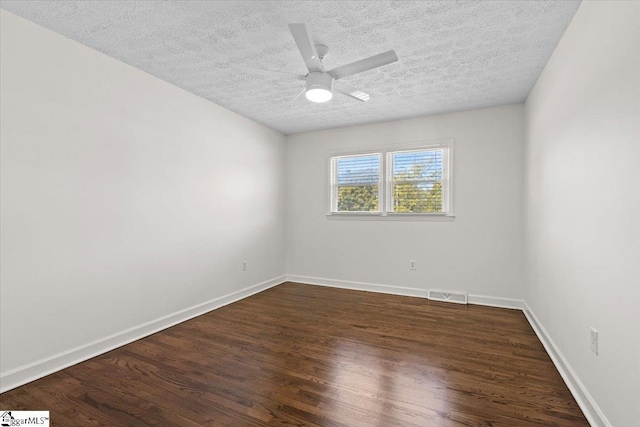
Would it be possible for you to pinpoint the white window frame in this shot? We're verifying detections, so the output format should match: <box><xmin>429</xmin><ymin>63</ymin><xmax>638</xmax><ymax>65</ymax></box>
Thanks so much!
<box><xmin>327</xmin><ymin>139</ymin><xmax>454</xmax><ymax>219</ymax></box>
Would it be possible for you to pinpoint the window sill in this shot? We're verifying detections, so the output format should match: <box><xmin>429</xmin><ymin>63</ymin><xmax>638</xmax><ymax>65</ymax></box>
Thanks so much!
<box><xmin>325</xmin><ymin>212</ymin><xmax>455</xmax><ymax>221</ymax></box>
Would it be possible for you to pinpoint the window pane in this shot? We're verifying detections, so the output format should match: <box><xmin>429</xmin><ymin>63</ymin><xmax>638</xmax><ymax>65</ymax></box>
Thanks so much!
<box><xmin>334</xmin><ymin>154</ymin><xmax>380</xmax><ymax>212</ymax></box>
<box><xmin>392</xmin><ymin>150</ymin><xmax>443</xmax><ymax>213</ymax></box>
<box><xmin>337</xmin><ymin>155</ymin><xmax>380</xmax><ymax>185</ymax></box>
<box><xmin>338</xmin><ymin>185</ymin><xmax>379</xmax><ymax>212</ymax></box>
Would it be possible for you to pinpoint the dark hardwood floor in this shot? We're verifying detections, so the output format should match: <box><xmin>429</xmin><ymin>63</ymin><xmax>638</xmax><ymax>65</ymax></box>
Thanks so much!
<box><xmin>0</xmin><ymin>282</ymin><xmax>589</xmax><ymax>426</ymax></box>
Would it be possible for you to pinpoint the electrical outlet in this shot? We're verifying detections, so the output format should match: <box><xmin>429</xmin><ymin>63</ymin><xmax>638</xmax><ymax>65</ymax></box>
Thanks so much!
<box><xmin>409</xmin><ymin>260</ymin><xmax>416</xmax><ymax>270</ymax></box>
<box><xmin>242</xmin><ymin>261</ymin><xmax>247</xmax><ymax>271</ymax></box>
<box><xmin>590</xmin><ymin>327</ymin><xmax>598</xmax><ymax>355</ymax></box>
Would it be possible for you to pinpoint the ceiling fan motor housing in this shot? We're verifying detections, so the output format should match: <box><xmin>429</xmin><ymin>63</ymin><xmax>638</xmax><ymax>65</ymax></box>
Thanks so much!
<box><xmin>306</xmin><ymin>72</ymin><xmax>334</xmax><ymax>93</ymax></box>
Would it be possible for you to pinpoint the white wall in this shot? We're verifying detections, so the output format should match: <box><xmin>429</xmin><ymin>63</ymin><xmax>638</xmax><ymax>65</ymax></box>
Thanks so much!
<box><xmin>524</xmin><ymin>2</ymin><xmax>640</xmax><ymax>426</ymax></box>
<box><xmin>286</xmin><ymin>104</ymin><xmax>524</xmax><ymax>300</ymax></box>
<box><xmin>0</xmin><ymin>11</ymin><xmax>286</xmax><ymax>378</ymax></box>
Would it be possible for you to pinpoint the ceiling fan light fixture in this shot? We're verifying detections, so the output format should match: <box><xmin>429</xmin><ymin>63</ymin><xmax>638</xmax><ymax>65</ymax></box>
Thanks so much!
<box><xmin>305</xmin><ymin>72</ymin><xmax>333</xmax><ymax>103</ymax></box>
<box><xmin>306</xmin><ymin>87</ymin><xmax>333</xmax><ymax>103</ymax></box>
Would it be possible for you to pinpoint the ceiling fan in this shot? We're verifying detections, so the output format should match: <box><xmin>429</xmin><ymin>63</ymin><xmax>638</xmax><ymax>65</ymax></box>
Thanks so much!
<box><xmin>239</xmin><ymin>23</ymin><xmax>398</xmax><ymax>104</ymax></box>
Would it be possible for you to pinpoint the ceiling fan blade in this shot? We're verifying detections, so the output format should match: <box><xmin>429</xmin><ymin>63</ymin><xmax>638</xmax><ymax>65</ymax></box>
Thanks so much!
<box><xmin>288</xmin><ymin>23</ymin><xmax>324</xmax><ymax>73</ymax></box>
<box><xmin>328</xmin><ymin>50</ymin><xmax>398</xmax><ymax>80</ymax></box>
<box><xmin>290</xmin><ymin>88</ymin><xmax>307</xmax><ymax>104</ymax></box>
<box><xmin>237</xmin><ymin>66</ymin><xmax>305</xmax><ymax>80</ymax></box>
<box><xmin>334</xmin><ymin>81</ymin><xmax>370</xmax><ymax>102</ymax></box>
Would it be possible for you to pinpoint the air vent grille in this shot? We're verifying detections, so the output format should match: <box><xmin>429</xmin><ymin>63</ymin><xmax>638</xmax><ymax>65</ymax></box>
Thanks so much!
<box><xmin>428</xmin><ymin>290</ymin><xmax>468</xmax><ymax>305</ymax></box>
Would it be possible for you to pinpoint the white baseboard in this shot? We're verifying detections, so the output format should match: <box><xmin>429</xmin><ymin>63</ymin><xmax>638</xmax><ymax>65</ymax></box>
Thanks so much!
<box><xmin>467</xmin><ymin>293</ymin><xmax>524</xmax><ymax>310</ymax></box>
<box><xmin>285</xmin><ymin>275</ymin><xmax>524</xmax><ymax>309</ymax></box>
<box><xmin>0</xmin><ymin>275</ymin><xmax>286</xmax><ymax>394</ymax></box>
<box><xmin>522</xmin><ymin>303</ymin><xmax>610</xmax><ymax>427</ymax></box>
<box><xmin>285</xmin><ymin>274</ymin><xmax>429</xmax><ymax>298</ymax></box>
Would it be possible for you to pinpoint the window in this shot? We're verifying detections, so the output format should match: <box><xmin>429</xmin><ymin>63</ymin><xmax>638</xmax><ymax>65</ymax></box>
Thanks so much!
<box><xmin>387</xmin><ymin>148</ymin><xmax>448</xmax><ymax>213</ymax></box>
<box><xmin>330</xmin><ymin>153</ymin><xmax>382</xmax><ymax>212</ymax></box>
<box><xmin>329</xmin><ymin>141</ymin><xmax>452</xmax><ymax>217</ymax></box>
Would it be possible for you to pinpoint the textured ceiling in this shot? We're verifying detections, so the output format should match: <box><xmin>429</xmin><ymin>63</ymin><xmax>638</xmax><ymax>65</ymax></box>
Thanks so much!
<box><xmin>1</xmin><ymin>1</ymin><xmax>581</xmax><ymax>134</ymax></box>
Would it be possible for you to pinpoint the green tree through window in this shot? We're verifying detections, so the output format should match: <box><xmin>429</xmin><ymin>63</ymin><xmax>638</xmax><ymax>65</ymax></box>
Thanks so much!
<box><xmin>392</xmin><ymin>162</ymin><xmax>442</xmax><ymax>213</ymax></box>
<box><xmin>337</xmin><ymin>185</ymin><xmax>378</xmax><ymax>211</ymax></box>
<box><xmin>335</xmin><ymin>154</ymin><xmax>380</xmax><ymax>212</ymax></box>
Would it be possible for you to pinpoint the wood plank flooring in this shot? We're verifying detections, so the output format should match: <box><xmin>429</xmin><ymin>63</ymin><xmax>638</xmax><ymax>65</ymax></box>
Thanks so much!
<box><xmin>0</xmin><ymin>282</ymin><xmax>589</xmax><ymax>426</ymax></box>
